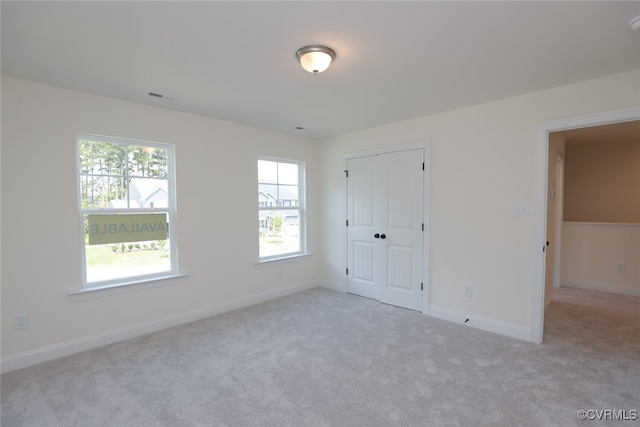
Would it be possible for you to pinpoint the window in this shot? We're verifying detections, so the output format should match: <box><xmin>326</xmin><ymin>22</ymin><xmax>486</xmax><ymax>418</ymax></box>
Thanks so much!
<box><xmin>77</xmin><ymin>134</ymin><xmax>177</xmax><ymax>287</ymax></box>
<box><xmin>258</xmin><ymin>158</ymin><xmax>306</xmax><ymax>260</ymax></box>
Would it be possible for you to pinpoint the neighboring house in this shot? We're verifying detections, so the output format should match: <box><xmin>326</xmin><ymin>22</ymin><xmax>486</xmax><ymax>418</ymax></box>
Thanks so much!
<box><xmin>258</xmin><ymin>185</ymin><xmax>299</xmax><ymax>235</ymax></box>
<box><xmin>258</xmin><ymin>184</ymin><xmax>298</xmax><ymax>208</ymax></box>
<box><xmin>258</xmin><ymin>190</ymin><xmax>277</xmax><ymax>208</ymax></box>
<box><xmin>110</xmin><ymin>178</ymin><xmax>168</xmax><ymax>209</ymax></box>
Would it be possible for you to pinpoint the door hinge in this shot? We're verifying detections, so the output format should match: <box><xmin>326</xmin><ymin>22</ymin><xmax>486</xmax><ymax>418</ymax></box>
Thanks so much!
<box><xmin>346</xmin><ymin>219</ymin><xmax>349</xmax><ymax>227</ymax></box>
<box><xmin>344</xmin><ymin>170</ymin><xmax>349</xmax><ymax>178</ymax></box>
<box><xmin>422</xmin><ymin>223</ymin><xmax>424</xmax><ymax>231</ymax></box>
<box><xmin>421</xmin><ymin>282</ymin><xmax>424</xmax><ymax>291</ymax></box>
<box><xmin>346</xmin><ymin>268</ymin><xmax>349</xmax><ymax>275</ymax></box>
<box><xmin>422</xmin><ymin>162</ymin><xmax>425</xmax><ymax>171</ymax></box>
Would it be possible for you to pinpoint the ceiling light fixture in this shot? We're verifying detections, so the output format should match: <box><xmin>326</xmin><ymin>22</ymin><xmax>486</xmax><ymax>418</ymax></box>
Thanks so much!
<box><xmin>296</xmin><ymin>45</ymin><xmax>336</xmax><ymax>75</ymax></box>
<box><xmin>629</xmin><ymin>15</ymin><xmax>640</xmax><ymax>31</ymax></box>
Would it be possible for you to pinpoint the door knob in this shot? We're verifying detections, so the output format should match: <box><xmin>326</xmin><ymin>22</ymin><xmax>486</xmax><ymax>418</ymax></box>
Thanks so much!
<box><xmin>380</xmin><ymin>234</ymin><xmax>386</xmax><ymax>239</ymax></box>
<box><xmin>374</xmin><ymin>233</ymin><xmax>380</xmax><ymax>239</ymax></box>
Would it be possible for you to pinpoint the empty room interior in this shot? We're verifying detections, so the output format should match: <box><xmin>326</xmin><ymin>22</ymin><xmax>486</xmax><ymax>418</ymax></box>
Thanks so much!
<box><xmin>1</xmin><ymin>1</ymin><xmax>639</xmax><ymax>426</ymax></box>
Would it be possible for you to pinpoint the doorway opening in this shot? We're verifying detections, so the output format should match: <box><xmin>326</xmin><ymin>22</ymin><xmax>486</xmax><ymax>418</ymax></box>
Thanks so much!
<box><xmin>532</xmin><ymin>107</ymin><xmax>640</xmax><ymax>343</ymax></box>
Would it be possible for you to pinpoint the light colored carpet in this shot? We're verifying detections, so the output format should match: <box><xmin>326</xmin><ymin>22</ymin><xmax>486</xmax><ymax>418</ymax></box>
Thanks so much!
<box><xmin>1</xmin><ymin>287</ymin><xmax>639</xmax><ymax>426</ymax></box>
<box><xmin>552</xmin><ymin>286</ymin><xmax>640</xmax><ymax>317</ymax></box>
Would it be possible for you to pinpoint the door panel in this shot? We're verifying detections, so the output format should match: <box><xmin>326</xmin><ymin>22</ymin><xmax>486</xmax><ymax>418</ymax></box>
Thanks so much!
<box><xmin>352</xmin><ymin>241</ymin><xmax>375</xmax><ymax>282</ymax></box>
<box><xmin>347</xmin><ymin>155</ymin><xmax>380</xmax><ymax>300</ymax></box>
<box><xmin>379</xmin><ymin>150</ymin><xmax>424</xmax><ymax>311</ymax></box>
<box><xmin>387</xmin><ymin>158</ymin><xmax>417</xmax><ymax>230</ymax></box>
<box><xmin>352</xmin><ymin>166</ymin><xmax>376</xmax><ymax>227</ymax></box>
<box><xmin>387</xmin><ymin>245</ymin><xmax>414</xmax><ymax>290</ymax></box>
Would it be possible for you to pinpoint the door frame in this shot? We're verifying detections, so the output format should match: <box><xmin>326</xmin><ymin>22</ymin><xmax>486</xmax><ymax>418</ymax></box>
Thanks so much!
<box><xmin>531</xmin><ymin>106</ymin><xmax>640</xmax><ymax>343</ymax></box>
<box><xmin>344</xmin><ymin>141</ymin><xmax>431</xmax><ymax>313</ymax></box>
<box><xmin>553</xmin><ymin>154</ymin><xmax>564</xmax><ymax>289</ymax></box>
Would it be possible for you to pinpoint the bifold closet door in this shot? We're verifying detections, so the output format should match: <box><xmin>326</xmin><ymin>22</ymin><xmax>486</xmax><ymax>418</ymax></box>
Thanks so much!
<box><xmin>347</xmin><ymin>149</ymin><xmax>424</xmax><ymax>311</ymax></box>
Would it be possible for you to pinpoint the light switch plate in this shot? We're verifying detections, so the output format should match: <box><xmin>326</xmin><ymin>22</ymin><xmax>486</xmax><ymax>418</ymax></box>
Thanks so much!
<box><xmin>513</xmin><ymin>203</ymin><xmax>529</xmax><ymax>216</ymax></box>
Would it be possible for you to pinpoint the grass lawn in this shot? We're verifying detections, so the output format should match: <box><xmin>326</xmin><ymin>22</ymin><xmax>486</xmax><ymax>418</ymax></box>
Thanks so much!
<box><xmin>85</xmin><ymin>243</ymin><xmax>170</xmax><ymax>282</ymax></box>
<box><xmin>87</xmin><ymin>244</ymin><xmax>168</xmax><ymax>268</ymax></box>
<box><xmin>259</xmin><ymin>234</ymin><xmax>299</xmax><ymax>257</ymax></box>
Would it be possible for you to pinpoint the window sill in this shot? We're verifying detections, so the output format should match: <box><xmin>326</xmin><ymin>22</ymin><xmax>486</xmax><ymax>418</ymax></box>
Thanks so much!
<box><xmin>255</xmin><ymin>253</ymin><xmax>311</xmax><ymax>266</ymax></box>
<box><xmin>69</xmin><ymin>274</ymin><xmax>189</xmax><ymax>301</ymax></box>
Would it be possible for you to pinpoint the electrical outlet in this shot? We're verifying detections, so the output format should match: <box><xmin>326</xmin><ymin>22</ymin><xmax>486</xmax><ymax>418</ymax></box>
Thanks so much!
<box><xmin>616</xmin><ymin>264</ymin><xmax>626</xmax><ymax>273</ymax></box>
<box><xmin>464</xmin><ymin>285</ymin><xmax>472</xmax><ymax>297</ymax></box>
<box><xmin>15</xmin><ymin>313</ymin><xmax>29</xmax><ymax>330</ymax></box>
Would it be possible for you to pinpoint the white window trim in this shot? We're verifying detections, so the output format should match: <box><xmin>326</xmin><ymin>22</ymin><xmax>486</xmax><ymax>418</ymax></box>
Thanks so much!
<box><xmin>75</xmin><ymin>133</ymin><xmax>180</xmax><ymax>292</ymax></box>
<box><xmin>257</xmin><ymin>156</ymin><xmax>307</xmax><ymax>263</ymax></box>
<box><xmin>255</xmin><ymin>253</ymin><xmax>312</xmax><ymax>266</ymax></box>
<box><xmin>69</xmin><ymin>274</ymin><xmax>189</xmax><ymax>301</ymax></box>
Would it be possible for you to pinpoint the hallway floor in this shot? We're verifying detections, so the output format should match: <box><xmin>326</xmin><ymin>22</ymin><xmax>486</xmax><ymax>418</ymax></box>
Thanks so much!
<box><xmin>551</xmin><ymin>286</ymin><xmax>640</xmax><ymax>318</ymax></box>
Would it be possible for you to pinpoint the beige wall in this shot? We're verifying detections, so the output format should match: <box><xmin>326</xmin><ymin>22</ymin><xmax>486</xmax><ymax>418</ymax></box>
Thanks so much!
<box><xmin>564</xmin><ymin>140</ymin><xmax>640</xmax><ymax>223</ymax></box>
<box><xmin>561</xmin><ymin>223</ymin><xmax>640</xmax><ymax>296</ymax></box>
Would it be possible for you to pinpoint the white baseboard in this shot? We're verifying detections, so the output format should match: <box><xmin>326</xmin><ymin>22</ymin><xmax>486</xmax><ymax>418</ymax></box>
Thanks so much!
<box><xmin>1</xmin><ymin>281</ymin><xmax>319</xmax><ymax>374</ymax></box>
<box><xmin>561</xmin><ymin>280</ymin><xmax>640</xmax><ymax>297</ymax></box>
<box><xmin>428</xmin><ymin>305</ymin><xmax>531</xmax><ymax>342</ymax></box>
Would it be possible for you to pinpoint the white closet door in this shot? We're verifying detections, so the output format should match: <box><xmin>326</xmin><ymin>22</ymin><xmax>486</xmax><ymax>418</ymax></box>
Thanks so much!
<box><xmin>346</xmin><ymin>154</ymin><xmax>381</xmax><ymax>301</ymax></box>
<box><xmin>377</xmin><ymin>150</ymin><xmax>424</xmax><ymax>311</ymax></box>
<box><xmin>347</xmin><ymin>149</ymin><xmax>424</xmax><ymax>311</ymax></box>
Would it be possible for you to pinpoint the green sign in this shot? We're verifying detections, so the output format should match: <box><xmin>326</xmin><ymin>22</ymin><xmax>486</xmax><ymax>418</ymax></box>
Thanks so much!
<box><xmin>87</xmin><ymin>213</ymin><xmax>168</xmax><ymax>245</ymax></box>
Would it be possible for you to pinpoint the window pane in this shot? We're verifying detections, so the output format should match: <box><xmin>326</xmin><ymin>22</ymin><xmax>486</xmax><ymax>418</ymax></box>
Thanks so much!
<box><xmin>80</xmin><ymin>176</ymin><xmax>127</xmax><ymax>209</ymax></box>
<box><xmin>258</xmin><ymin>184</ymin><xmax>278</xmax><ymax>207</ymax></box>
<box><xmin>84</xmin><ymin>239</ymin><xmax>171</xmax><ymax>283</ymax></box>
<box><xmin>258</xmin><ymin>209</ymin><xmax>300</xmax><ymax>257</ymax></box>
<box><xmin>84</xmin><ymin>212</ymin><xmax>170</xmax><ymax>282</ymax></box>
<box><xmin>278</xmin><ymin>162</ymin><xmax>298</xmax><ymax>185</ymax></box>
<box><xmin>258</xmin><ymin>157</ymin><xmax>304</xmax><ymax>260</ymax></box>
<box><xmin>128</xmin><ymin>177</ymin><xmax>169</xmax><ymax>208</ymax></box>
<box><xmin>258</xmin><ymin>160</ymin><xmax>277</xmax><ymax>182</ymax></box>
<box><xmin>277</xmin><ymin>184</ymin><xmax>299</xmax><ymax>205</ymax></box>
<box><xmin>79</xmin><ymin>140</ymin><xmax>126</xmax><ymax>176</ymax></box>
<box><xmin>128</xmin><ymin>146</ymin><xmax>169</xmax><ymax>178</ymax></box>
<box><xmin>79</xmin><ymin>134</ymin><xmax>176</xmax><ymax>286</ymax></box>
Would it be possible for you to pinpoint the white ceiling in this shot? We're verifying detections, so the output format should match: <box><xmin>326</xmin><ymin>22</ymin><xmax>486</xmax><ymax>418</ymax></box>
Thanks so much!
<box><xmin>2</xmin><ymin>1</ymin><xmax>639</xmax><ymax>139</ymax></box>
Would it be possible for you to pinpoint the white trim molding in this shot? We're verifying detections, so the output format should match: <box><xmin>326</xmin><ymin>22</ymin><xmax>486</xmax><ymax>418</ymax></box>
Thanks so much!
<box><xmin>428</xmin><ymin>305</ymin><xmax>530</xmax><ymax>342</ymax></box>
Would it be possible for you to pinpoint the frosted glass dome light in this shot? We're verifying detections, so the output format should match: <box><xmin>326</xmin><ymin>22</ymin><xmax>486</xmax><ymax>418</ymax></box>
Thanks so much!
<box><xmin>296</xmin><ymin>45</ymin><xmax>336</xmax><ymax>75</ymax></box>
